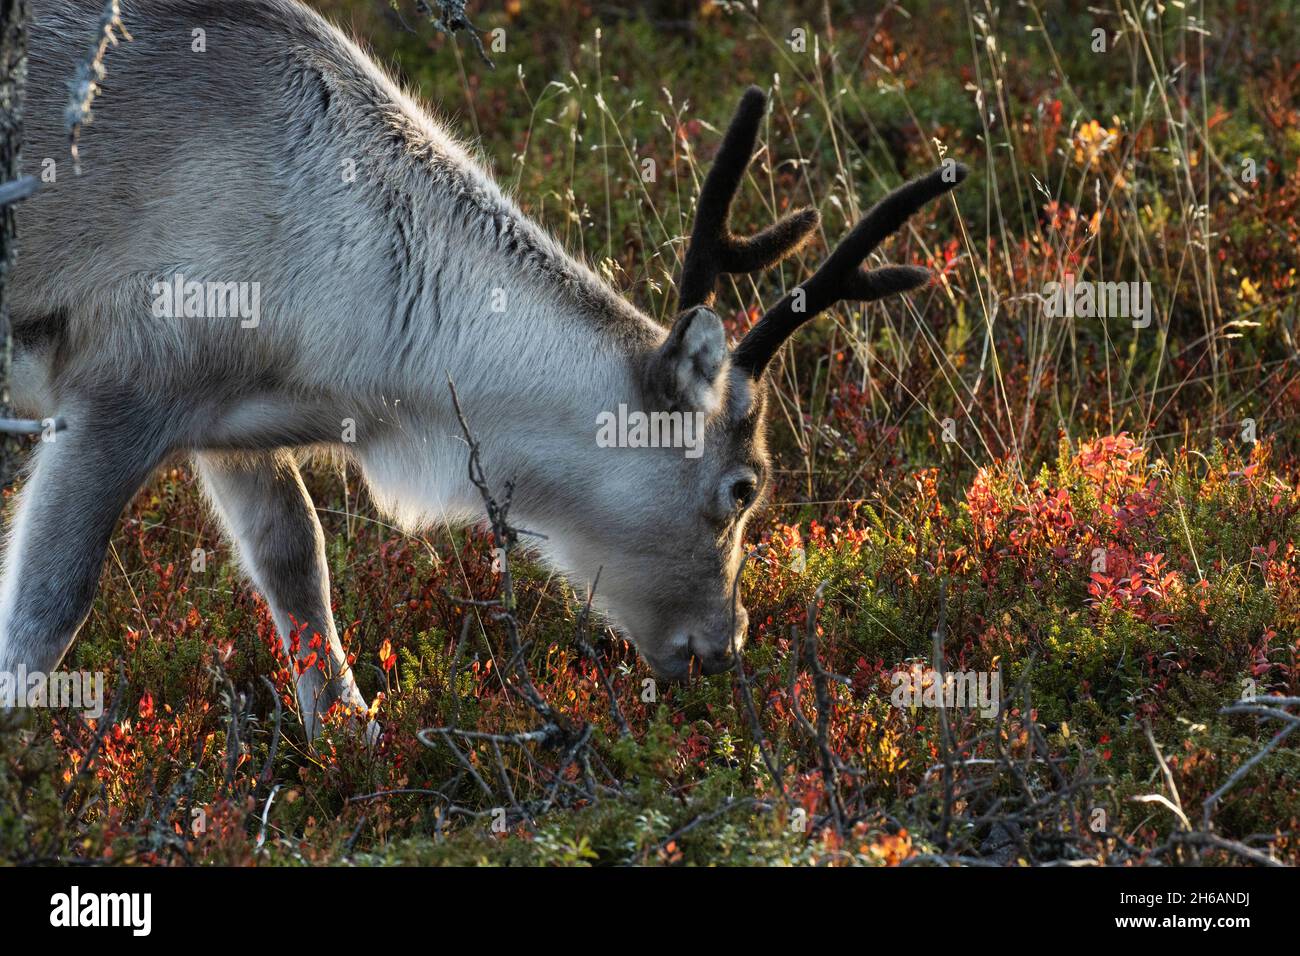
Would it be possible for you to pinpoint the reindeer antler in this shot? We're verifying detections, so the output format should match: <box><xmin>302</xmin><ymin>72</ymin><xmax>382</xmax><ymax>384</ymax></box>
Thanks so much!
<box><xmin>677</xmin><ymin>86</ymin><xmax>820</xmax><ymax>311</ymax></box>
<box><xmin>732</xmin><ymin>162</ymin><xmax>968</xmax><ymax>378</ymax></box>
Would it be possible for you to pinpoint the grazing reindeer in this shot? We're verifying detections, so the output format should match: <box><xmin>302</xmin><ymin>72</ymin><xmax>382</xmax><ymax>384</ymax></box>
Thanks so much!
<box><xmin>1</xmin><ymin>0</ymin><xmax>965</xmax><ymax>737</ymax></box>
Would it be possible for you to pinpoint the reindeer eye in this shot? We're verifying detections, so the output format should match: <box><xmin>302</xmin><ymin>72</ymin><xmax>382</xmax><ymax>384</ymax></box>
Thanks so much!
<box><xmin>731</xmin><ymin>478</ymin><xmax>758</xmax><ymax>511</ymax></box>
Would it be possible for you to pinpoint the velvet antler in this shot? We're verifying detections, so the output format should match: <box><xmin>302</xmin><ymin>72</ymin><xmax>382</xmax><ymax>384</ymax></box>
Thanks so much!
<box><xmin>677</xmin><ymin>86</ymin><xmax>820</xmax><ymax>311</ymax></box>
<box><xmin>731</xmin><ymin>162</ymin><xmax>968</xmax><ymax>378</ymax></box>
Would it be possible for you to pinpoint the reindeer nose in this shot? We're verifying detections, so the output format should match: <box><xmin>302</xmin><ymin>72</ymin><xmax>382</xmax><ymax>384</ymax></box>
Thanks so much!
<box><xmin>694</xmin><ymin>648</ymin><xmax>736</xmax><ymax>676</ymax></box>
<box><xmin>687</xmin><ymin>605</ymin><xmax>748</xmax><ymax>675</ymax></box>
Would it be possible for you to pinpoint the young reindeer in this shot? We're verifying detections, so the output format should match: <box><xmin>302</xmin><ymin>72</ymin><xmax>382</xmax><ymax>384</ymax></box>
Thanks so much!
<box><xmin>1</xmin><ymin>0</ymin><xmax>965</xmax><ymax>737</ymax></box>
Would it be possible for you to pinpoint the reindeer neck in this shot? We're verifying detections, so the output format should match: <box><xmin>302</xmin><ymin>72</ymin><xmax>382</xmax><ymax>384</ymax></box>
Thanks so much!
<box><xmin>354</xmin><ymin>171</ymin><xmax>661</xmax><ymax>531</ymax></box>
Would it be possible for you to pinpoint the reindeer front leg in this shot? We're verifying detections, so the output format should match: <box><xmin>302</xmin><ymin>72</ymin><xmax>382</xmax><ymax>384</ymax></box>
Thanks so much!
<box><xmin>196</xmin><ymin>450</ymin><xmax>369</xmax><ymax>741</ymax></box>
<box><xmin>0</xmin><ymin>399</ymin><xmax>170</xmax><ymax>678</ymax></box>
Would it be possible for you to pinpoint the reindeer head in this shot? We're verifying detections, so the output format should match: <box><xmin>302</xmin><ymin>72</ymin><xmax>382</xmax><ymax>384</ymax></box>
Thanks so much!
<box><xmin>560</xmin><ymin>87</ymin><xmax>966</xmax><ymax>681</ymax></box>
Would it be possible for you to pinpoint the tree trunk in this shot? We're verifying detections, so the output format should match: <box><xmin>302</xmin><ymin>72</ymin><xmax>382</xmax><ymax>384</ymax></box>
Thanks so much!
<box><xmin>0</xmin><ymin>0</ymin><xmax>29</xmax><ymax>487</ymax></box>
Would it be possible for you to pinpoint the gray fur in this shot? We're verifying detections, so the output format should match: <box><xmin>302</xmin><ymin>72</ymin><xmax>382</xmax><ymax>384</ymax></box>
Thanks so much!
<box><xmin>0</xmin><ymin>0</ymin><xmax>766</xmax><ymax>733</ymax></box>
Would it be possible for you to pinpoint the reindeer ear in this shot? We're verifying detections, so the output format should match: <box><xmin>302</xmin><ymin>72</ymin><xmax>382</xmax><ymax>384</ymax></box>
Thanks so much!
<box><xmin>642</xmin><ymin>306</ymin><xmax>729</xmax><ymax>415</ymax></box>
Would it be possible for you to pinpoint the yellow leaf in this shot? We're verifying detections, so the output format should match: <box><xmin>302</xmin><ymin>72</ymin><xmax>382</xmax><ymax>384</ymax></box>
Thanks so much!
<box><xmin>1239</xmin><ymin>277</ymin><xmax>1262</xmax><ymax>305</ymax></box>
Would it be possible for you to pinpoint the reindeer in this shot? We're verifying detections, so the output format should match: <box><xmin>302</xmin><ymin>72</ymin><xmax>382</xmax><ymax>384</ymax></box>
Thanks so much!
<box><xmin>1</xmin><ymin>0</ymin><xmax>965</xmax><ymax>737</ymax></box>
